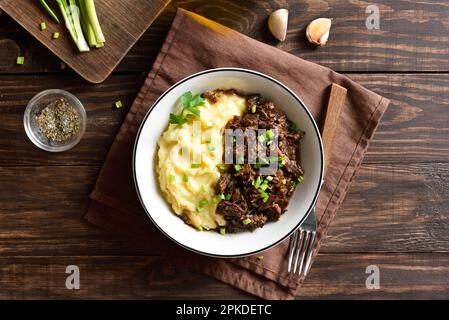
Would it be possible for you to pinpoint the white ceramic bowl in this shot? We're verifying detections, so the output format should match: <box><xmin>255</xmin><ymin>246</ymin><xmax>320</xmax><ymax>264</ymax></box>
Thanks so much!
<box><xmin>133</xmin><ymin>68</ymin><xmax>323</xmax><ymax>257</ymax></box>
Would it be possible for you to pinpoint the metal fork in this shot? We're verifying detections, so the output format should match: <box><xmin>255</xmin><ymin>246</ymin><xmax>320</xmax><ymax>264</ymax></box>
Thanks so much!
<box><xmin>287</xmin><ymin>208</ymin><xmax>317</xmax><ymax>276</ymax></box>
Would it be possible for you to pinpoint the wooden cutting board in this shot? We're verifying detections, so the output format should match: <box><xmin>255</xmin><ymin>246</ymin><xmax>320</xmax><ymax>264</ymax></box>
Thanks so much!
<box><xmin>0</xmin><ymin>0</ymin><xmax>171</xmax><ymax>83</ymax></box>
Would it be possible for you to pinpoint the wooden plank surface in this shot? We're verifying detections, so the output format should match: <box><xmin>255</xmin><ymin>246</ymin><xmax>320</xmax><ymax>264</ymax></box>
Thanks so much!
<box><xmin>1</xmin><ymin>73</ymin><xmax>449</xmax><ymax>166</ymax></box>
<box><xmin>0</xmin><ymin>163</ymin><xmax>448</xmax><ymax>255</ymax></box>
<box><xmin>1</xmin><ymin>0</ymin><xmax>449</xmax><ymax>74</ymax></box>
<box><xmin>1</xmin><ymin>254</ymin><xmax>449</xmax><ymax>299</ymax></box>
<box><xmin>0</xmin><ymin>0</ymin><xmax>170</xmax><ymax>83</ymax></box>
<box><xmin>0</xmin><ymin>0</ymin><xmax>448</xmax><ymax>300</ymax></box>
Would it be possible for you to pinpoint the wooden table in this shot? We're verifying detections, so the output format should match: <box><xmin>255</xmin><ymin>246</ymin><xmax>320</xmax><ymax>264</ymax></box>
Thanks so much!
<box><xmin>1</xmin><ymin>0</ymin><xmax>449</xmax><ymax>299</ymax></box>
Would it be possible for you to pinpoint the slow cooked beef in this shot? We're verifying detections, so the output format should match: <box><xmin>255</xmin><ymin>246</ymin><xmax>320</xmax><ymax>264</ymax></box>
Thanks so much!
<box><xmin>208</xmin><ymin>91</ymin><xmax>305</xmax><ymax>233</ymax></box>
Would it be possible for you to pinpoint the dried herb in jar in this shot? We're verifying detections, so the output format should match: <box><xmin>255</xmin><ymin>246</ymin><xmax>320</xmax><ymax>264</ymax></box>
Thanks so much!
<box><xmin>36</xmin><ymin>98</ymin><xmax>80</xmax><ymax>142</ymax></box>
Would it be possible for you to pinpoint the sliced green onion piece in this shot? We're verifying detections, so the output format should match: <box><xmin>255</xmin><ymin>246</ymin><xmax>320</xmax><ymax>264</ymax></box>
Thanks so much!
<box><xmin>52</xmin><ymin>32</ymin><xmax>60</xmax><ymax>39</ymax></box>
<box><xmin>207</xmin><ymin>144</ymin><xmax>216</xmax><ymax>151</ymax></box>
<box><xmin>234</xmin><ymin>164</ymin><xmax>241</xmax><ymax>172</ymax></box>
<box><xmin>266</xmin><ymin>129</ymin><xmax>274</xmax><ymax>139</ymax></box>
<box><xmin>218</xmin><ymin>164</ymin><xmax>227</xmax><ymax>171</ymax></box>
<box><xmin>191</xmin><ymin>164</ymin><xmax>201</xmax><ymax>168</ymax></box>
<box><xmin>16</xmin><ymin>56</ymin><xmax>25</xmax><ymax>65</ymax></box>
<box><xmin>242</xmin><ymin>218</ymin><xmax>251</xmax><ymax>225</ymax></box>
<box><xmin>199</xmin><ymin>199</ymin><xmax>208</xmax><ymax>206</ymax></box>
<box><xmin>40</xmin><ymin>22</ymin><xmax>47</xmax><ymax>31</ymax></box>
<box><xmin>266</xmin><ymin>176</ymin><xmax>273</xmax><ymax>181</ymax></box>
<box><xmin>257</xmin><ymin>255</ymin><xmax>264</xmax><ymax>260</ymax></box>
<box><xmin>115</xmin><ymin>100</ymin><xmax>123</xmax><ymax>109</ymax></box>
<box><xmin>254</xmin><ymin>176</ymin><xmax>262</xmax><ymax>189</ymax></box>
<box><xmin>225</xmin><ymin>194</ymin><xmax>232</xmax><ymax>201</ymax></box>
<box><xmin>182</xmin><ymin>175</ymin><xmax>189</xmax><ymax>183</ymax></box>
<box><xmin>251</xmin><ymin>105</ymin><xmax>256</xmax><ymax>113</ymax></box>
<box><xmin>220</xmin><ymin>227</ymin><xmax>226</xmax><ymax>235</ymax></box>
<box><xmin>169</xmin><ymin>174</ymin><xmax>176</xmax><ymax>183</ymax></box>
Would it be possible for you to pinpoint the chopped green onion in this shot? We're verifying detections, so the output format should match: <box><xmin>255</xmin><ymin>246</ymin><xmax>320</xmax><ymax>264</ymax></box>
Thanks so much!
<box><xmin>266</xmin><ymin>176</ymin><xmax>273</xmax><ymax>181</ymax></box>
<box><xmin>253</xmin><ymin>163</ymin><xmax>262</xmax><ymax>169</ymax></box>
<box><xmin>195</xmin><ymin>206</ymin><xmax>204</xmax><ymax>212</ymax></box>
<box><xmin>39</xmin><ymin>22</ymin><xmax>47</xmax><ymax>31</ymax></box>
<box><xmin>225</xmin><ymin>194</ymin><xmax>232</xmax><ymax>201</ymax></box>
<box><xmin>220</xmin><ymin>227</ymin><xmax>226</xmax><ymax>235</ymax></box>
<box><xmin>251</xmin><ymin>105</ymin><xmax>257</xmax><ymax>113</ymax></box>
<box><xmin>218</xmin><ymin>164</ymin><xmax>227</xmax><ymax>171</ymax></box>
<box><xmin>257</xmin><ymin>255</ymin><xmax>264</xmax><ymax>261</ymax></box>
<box><xmin>254</xmin><ymin>176</ymin><xmax>262</xmax><ymax>189</ymax></box>
<box><xmin>200</xmin><ymin>186</ymin><xmax>207</xmax><ymax>193</ymax></box>
<box><xmin>214</xmin><ymin>194</ymin><xmax>225</xmax><ymax>202</ymax></box>
<box><xmin>191</xmin><ymin>164</ymin><xmax>201</xmax><ymax>168</ymax></box>
<box><xmin>260</xmin><ymin>191</ymin><xmax>269</xmax><ymax>202</ymax></box>
<box><xmin>207</xmin><ymin>144</ymin><xmax>216</xmax><ymax>151</ymax></box>
<box><xmin>182</xmin><ymin>175</ymin><xmax>189</xmax><ymax>183</ymax></box>
<box><xmin>259</xmin><ymin>183</ymin><xmax>268</xmax><ymax>191</ymax></box>
<box><xmin>169</xmin><ymin>174</ymin><xmax>176</xmax><ymax>183</ymax></box>
<box><xmin>52</xmin><ymin>32</ymin><xmax>60</xmax><ymax>39</ymax></box>
<box><xmin>115</xmin><ymin>100</ymin><xmax>123</xmax><ymax>109</ymax></box>
<box><xmin>266</xmin><ymin>129</ymin><xmax>274</xmax><ymax>139</ymax></box>
<box><xmin>234</xmin><ymin>164</ymin><xmax>241</xmax><ymax>172</ymax></box>
<box><xmin>199</xmin><ymin>199</ymin><xmax>209</xmax><ymax>206</ymax></box>
<box><xmin>16</xmin><ymin>56</ymin><xmax>25</xmax><ymax>65</ymax></box>
<box><xmin>242</xmin><ymin>218</ymin><xmax>252</xmax><ymax>225</ymax></box>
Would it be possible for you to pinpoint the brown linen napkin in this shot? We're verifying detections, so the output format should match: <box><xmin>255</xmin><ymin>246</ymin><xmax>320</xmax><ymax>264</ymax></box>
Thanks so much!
<box><xmin>85</xmin><ymin>8</ymin><xmax>390</xmax><ymax>300</ymax></box>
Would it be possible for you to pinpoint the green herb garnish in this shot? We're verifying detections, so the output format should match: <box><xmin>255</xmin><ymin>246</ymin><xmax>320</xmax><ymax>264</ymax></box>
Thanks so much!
<box><xmin>220</xmin><ymin>227</ymin><xmax>226</xmax><ymax>235</ymax></box>
<box><xmin>234</xmin><ymin>164</ymin><xmax>242</xmax><ymax>172</ymax></box>
<box><xmin>169</xmin><ymin>91</ymin><xmax>205</xmax><ymax>125</ymax></box>
<box><xmin>39</xmin><ymin>22</ymin><xmax>47</xmax><ymax>31</ymax></box>
<box><xmin>242</xmin><ymin>218</ymin><xmax>252</xmax><ymax>225</ymax></box>
<box><xmin>191</xmin><ymin>164</ymin><xmax>201</xmax><ymax>168</ymax></box>
<box><xmin>52</xmin><ymin>32</ymin><xmax>60</xmax><ymax>39</ymax></box>
<box><xmin>182</xmin><ymin>175</ymin><xmax>189</xmax><ymax>183</ymax></box>
<box><xmin>225</xmin><ymin>194</ymin><xmax>232</xmax><ymax>201</ymax></box>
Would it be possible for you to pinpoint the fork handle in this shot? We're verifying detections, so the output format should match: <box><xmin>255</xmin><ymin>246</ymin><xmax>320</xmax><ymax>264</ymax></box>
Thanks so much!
<box><xmin>321</xmin><ymin>83</ymin><xmax>347</xmax><ymax>174</ymax></box>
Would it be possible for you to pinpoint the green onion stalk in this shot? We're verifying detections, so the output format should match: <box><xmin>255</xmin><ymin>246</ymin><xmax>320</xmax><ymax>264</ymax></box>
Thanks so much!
<box><xmin>54</xmin><ymin>0</ymin><xmax>105</xmax><ymax>52</ymax></box>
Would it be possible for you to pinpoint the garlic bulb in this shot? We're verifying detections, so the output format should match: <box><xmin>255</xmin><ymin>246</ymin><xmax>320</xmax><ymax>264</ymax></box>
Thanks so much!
<box><xmin>268</xmin><ymin>9</ymin><xmax>289</xmax><ymax>42</ymax></box>
<box><xmin>306</xmin><ymin>18</ymin><xmax>332</xmax><ymax>46</ymax></box>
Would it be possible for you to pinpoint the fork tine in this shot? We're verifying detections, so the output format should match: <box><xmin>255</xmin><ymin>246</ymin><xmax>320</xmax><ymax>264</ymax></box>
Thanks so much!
<box><xmin>303</xmin><ymin>231</ymin><xmax>316</xmax><ymax>276</ymax></box>
<box><xmin>297</xmin><ymin>231</ymin><xmax>311</xmax><ymax>275</ymax></box>
<box><xmin>287</xmin><ymin>230</ymin><xmax>299</xmax><ymax>272</ymax></box>
<box><xmin>292</xmin><ymin>230</ymin><xmax>306</xmax><ymax>274</ymax></box>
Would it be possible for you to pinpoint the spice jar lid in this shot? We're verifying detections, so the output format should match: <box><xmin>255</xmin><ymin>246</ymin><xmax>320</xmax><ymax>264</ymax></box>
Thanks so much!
<box><xmin>24</xmin><ymin>89</ymin><xmax>86</xmax><ymax>152</ymax></box>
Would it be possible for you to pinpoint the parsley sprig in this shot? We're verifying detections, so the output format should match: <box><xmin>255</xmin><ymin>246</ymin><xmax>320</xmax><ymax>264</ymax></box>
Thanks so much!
<box><xmin>169</xmin><ymin>91</ymin><xmax>205</xmax><ymax>125</ymax></box>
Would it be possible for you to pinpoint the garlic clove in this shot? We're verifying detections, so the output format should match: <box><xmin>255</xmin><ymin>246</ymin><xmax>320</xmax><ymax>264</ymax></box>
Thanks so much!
<box><xmin>306</xmin><ymin>18</ymin><xmax>332</xmax><ymax>46</ymax></box>
<box><xmin>268</xmin><ymin>9</ymin><xmax>289</xmax><ymax>42</ymax></box>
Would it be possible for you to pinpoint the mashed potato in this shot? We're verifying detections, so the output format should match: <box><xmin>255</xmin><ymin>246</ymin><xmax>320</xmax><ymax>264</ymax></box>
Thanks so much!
<box><xmin>157</xmin><ymin>90</ymin><xmax>246</xmax><ymax>230</ymax></box>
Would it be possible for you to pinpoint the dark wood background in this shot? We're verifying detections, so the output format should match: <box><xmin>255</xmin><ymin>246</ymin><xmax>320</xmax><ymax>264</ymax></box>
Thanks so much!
<box><xmin>1</xmin><ymin>0</ymin><xmax>449</xmax><ymax>299</ymax></box>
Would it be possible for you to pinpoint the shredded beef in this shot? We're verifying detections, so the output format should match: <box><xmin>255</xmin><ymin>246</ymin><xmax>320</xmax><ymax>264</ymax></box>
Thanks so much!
<box><xmin>214</xmin><ymin>91</ymin><xmax>305</xmax><ymax>233</ymax></box>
